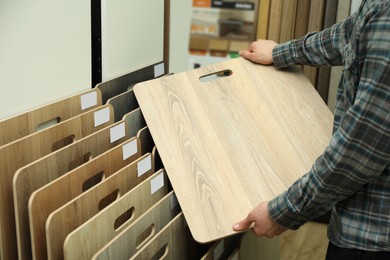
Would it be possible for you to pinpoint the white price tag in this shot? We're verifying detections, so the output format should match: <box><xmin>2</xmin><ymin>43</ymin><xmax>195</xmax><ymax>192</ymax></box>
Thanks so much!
<box><xmin>154</xmin><ymin>62</ymin><xmax>165</xmax><ymax>78</ymax></box>
<box><xmin>122</xmin><ymin>139</ymin><xmax>137</xmax><ymax>160</ymax></box>
<box><xmin>150</xmin><ymin>172</ymin><xmax>164</xmax><ymax>194</ymax></box>
<box><xmin>110</xmin><ymin>122</ymin><xmax>126</xmax><ymax>143</ymax></box>
<box><xmin>94</xmin><ymin>107</ymin><xmax>110</xmax><ymax>127</ymax></box>
<box><xmin>137</xmin><ymin>155</ymin><xmax>152</xmax><ymax>177</ymax></box>
<box><xmin>80</xmin><ymin>91</ymin><xmax>98</xmax><ymax>110</ymax></box>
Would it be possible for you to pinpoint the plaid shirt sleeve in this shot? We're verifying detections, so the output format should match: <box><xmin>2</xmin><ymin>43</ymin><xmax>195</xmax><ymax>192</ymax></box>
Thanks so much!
<box><xmin>267</xmin><ymin>0</ymin><xmax>390</xmax><ymax>245</ymax></box>
<box><xmin>272</xmin><ymin>13</ymin><xmax>356</xmax><ymax>68</ymax></box>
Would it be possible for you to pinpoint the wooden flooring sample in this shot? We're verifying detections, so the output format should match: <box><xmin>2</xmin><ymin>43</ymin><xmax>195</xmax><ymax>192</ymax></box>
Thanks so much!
<box><xmin>0</xmin><ymin>88</ymin><xmax>102</xmax><ymax>148</ymax></box>
<box><xmin>28</xmin><ymin>137</ymin><xmax>143</xmax><ymax>260</ymax></box>
<box><xmin>92</xmin><ymin>191</ymin><xmax>180</xmax><ymax>260</ymax></box>
<box><xmin>63</xmin><ymin>170</ymin><xmax>170</xmax><ymax>260</ymax></box>
<box><xmin>13</xmin><ymin>109</ymin><xmax>145</xmax><ymax>260</ymax></box>
<box><xmin>130</xmin><ymin>212</ymin><xmax>199</xmax><ymax>260</ymax></box>
<box><xmin>0</xmin><ymin>104</ymin><xmax>114</xmax><ymax>260</ymax></box>
<box><xmin>46</xmin><ymin>152</ymin><xmax>156</xmax><ymax>260</ymax></box>
<box><xmin>134</xmin><ymin>57</ymin><xmax>333</xmax><ymax>243</ymax></box>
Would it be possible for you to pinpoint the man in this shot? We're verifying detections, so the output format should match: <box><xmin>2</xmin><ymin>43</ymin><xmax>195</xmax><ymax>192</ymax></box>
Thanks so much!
<box><xmin>233</xmin><ymin>0</ymin><xmax>390</xmax><ymax>259</ymax></box>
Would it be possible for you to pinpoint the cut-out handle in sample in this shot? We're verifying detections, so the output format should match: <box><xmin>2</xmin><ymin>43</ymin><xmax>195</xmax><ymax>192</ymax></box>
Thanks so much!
<box><xmin>135</xmin><ymin>224</ymin><xmax>156</xmax><ymax>250</ymax></box>
<box><xmin>199</xmin><ymin>69</ymin><xmax>233</xmax><ymax>83</ymax></box>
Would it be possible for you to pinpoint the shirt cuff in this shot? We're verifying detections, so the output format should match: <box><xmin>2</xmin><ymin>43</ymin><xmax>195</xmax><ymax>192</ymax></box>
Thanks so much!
<box><xmin>268</xmin><ymin>191</ymin><xmax>307</xmax><ymax>230</ymax></box>
<box><xmin>272</xmin><ymin>42</ymin><xmax>296</xmax><ymax>68</ymax></box>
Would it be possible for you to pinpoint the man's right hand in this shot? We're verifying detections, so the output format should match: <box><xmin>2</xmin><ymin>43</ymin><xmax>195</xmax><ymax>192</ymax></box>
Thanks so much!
<box><xmin>239</xmin><ymin>39</ymin><xmax>278</xmax><ymax>65</ymax></box>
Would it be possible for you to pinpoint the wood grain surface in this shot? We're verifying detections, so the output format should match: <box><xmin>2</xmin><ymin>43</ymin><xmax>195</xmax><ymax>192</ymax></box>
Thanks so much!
<box><xmin>92</xmin><ymin>191</ymin><xmax>180</xmax><ymax>260</ymax></box>
<box><xmin>107</xmin><ymin>90</ymin><xmax>139</xmax><ymax>122</ymax></box>
<box><xmin>63</xmin><ymin>171</ymin><xmax>170</xmax><ymax>260</ymax></box>
<box><xmin>47</xmin><ymin>152</ymin><xmax>156</xmax><ymax>260</ymax></box>
<box><xmin>267</xmin><ymin>0</ymin><xmax>283</xmax><ymax>42</ymax></box>
<box><xmin>130</xmin><ymin>212</ymin><xmax>198</xmax><ymax>260</ymax></box>
<box><xmin>200</xmin><ymin>235</ymin><xmax>241</xmax><ymax>260</ymax></box>
<box><xmin>256</xmin><ymin>0</ymin><xmax>270</xmax><ymax>39</ymax></box>
<box><xmin>134</xmin><ymin>57</ymin><xmax>333</xmax><ymax>243</ymax></box>
<box><xmin>303</xmin><ymin>0</ymin><xmax>326</xmax><ymax>86</ymax></box>
<box><xmin>0</xmin><ymin>88</ymin><xmax>102</xmax><ymax>148</ymax></box>
<box><xmin>279</xmin><ymin>0</ymin><xmax>297</xmax><ymax>43</ymax></box>
<box><xmin>294</xmin><ymin>0</ymin><xmax>311</xmax><ymax>39</ymax></box>
<box><xmin>28</xmin><ymin>137</ymin><xmax>142</xmax><ymax>260</ymax></box>
<box><xmin>0</xmin><ymin>103</ymin><xmax>113</xmax><ymax>260</ymax></box>
<box><xmin>13</xmin><ymin>109</ymin><xmax>145</xmax><ymax>260</ymax></box>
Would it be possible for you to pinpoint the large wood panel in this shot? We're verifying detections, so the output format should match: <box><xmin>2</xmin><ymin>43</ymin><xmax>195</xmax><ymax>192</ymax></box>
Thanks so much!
<box><xmin>134</xmin><ymin>57</ymin><xmax>333</xmax><ymax>243</ymax></box>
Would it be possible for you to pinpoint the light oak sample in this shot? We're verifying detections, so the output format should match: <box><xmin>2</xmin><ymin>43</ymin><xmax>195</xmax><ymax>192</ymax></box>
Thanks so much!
<box><xmin>47</xmin><ymin>149</ymin><xmax>159</xmax><ymax>260</ymax></box>
<box><xmin>134</xmin><ymin>57</ymin><xmax>333</xmax><ymax>243</ymax></box>
<box><xmin>92</xmin><ymin>191</ymin><xmax>180</xmax><ymax>260</ymax></box>
<box><xmin>63</xmin><ymin>170</ymin><xmax>170</xmax><ymax>260</ymax></box>
<box><xmin>130</xmin><ymin>212</ymin><xmax>199</xmax><ymax>260</ymax></box>
<box><xmin>28</xmin><ymin>137</ymin><xmax>144</xmax><ymax>260</ymax></box>
<box><xmin>0</xmin><ymin>88</ymin><xmax>102</xmax><ymax>147</ymax></box>
<box><xmin>1</xmin><ymin>101</ymin><xmax>113</xmax><ymax>260</ymax></box>
<box><xmin>13</xmin><ymin>109</ymin><xmax>145</xmax><ymax>260</ymax></box>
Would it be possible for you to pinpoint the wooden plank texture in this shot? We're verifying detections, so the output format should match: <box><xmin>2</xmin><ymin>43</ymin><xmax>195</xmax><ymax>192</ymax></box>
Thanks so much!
<box><xmin>134</xmin><ymin>57</ymin><xmax>333</xmax><ymax>243</ymax></box>
<box><xmin>294</xmin><ymin>0</ymin><xmax>311</xmax><ymax>39</ymax></box>
<box><xmin>28</xmin><ymin>137</ymin><xmax>143</xmax><ymax>260</ymax></box>
<box><xmin>130</xmin><ymin>212</ymin><xmax>199</xmax><ymax>260</ymax></box>
<box><xmin>267</xmin><ymin>0</ymin><xmax>283</xmax><ymax>42</ymax></box>
<box><xmin>0</xmin><ymin>88</ymin><xmax>102</xmax><ymax>147</ymax></box>
<box><xmin>0</xmin><ymin>102</ymin><xmax>113</xmax><ymax>260</ymax></box>
<box><xmin>256</xmin><ymin>0</ymin><xmax>270</xmax><ymax>39</ymax></box>
<box><xmin>92</xmin><ymin>191</ymin><xmax>180</xmax><ymax>260</ymax></box>
<box><xmin>303</xmin><ymin>0</ymin><xmax>326</xmax><ymax>85</ymax></box>
<box><xmin>12</xmin><ymin>109</ymin><xmax>145</xmax><ymax>260</ymax></box>
<box><xmin>63</xmin><ymin>171</ymin><xmax>170</xmax><ymax>260</ymax></box>
<box><xmin>279</xmin><ymin>0</ymin><xmax>297</xmax><ymax>43</ymax></box>
<box><xmin>96</xmin><ymin>62</ymin><xmax>164</xmax><ymax>103</ymax></box>
<box><xmin>47</xmin><ymin>152</ymin><xmax>158</xmax><ymax>260</ymax></box>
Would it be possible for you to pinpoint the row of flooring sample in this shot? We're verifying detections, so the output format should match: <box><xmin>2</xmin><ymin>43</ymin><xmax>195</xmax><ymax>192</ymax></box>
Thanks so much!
<box><xmin>0</xmin><ymin>61</ymin><xmax>271</xmax><ymax>260</ymax></box>
<box><xmin>0</xmin><ymin>63</ymin><xmax>165</xmax><ymax>260</ymax></box>
<box><xmin>0</xmin><ymin>60</ymin><xmax>323</xmax><ymax>259</ymax></box>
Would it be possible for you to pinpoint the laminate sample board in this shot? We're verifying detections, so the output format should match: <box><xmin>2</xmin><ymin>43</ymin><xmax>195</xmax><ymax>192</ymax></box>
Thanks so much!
<box><xmin>13</xmin><ymin>109</ymin><xmax>145</xmax><ymax>260</ymax></box>
<box><xmin>0</xmin><ymin>100</ymin><xmax>112</xmax><ymax>260</ymax></box>
<box><xmin>92</xmin><ymin>191</ymin><xmax>180</xmax><ymax>260</ymax></box>
<box><xmin>200</xmin><ymin>235</ymin><xmax>241</xmax><ymax>260</ymax></box>
<box><xmin>63</xmin><ymin>170</ymin><xmax>170</xmax><ymax>260</ymax></box>
<box><xmin>130</xmin><ymin>212</ymin><xmax>199</xmax><ymax>260</ymax></box>
<box><xmin>47</xmin><ymin>151</ymin><xmax>158</xmax><ymax>260</ymax></box>
<box><xmin>96</xmin><ymin>62</ymin><xmax>165</xmax><ymax>104</ymax></box>
<box><xmin>28</xmin><ymin>137</ymin><xmax>144</xmax><ymax>260</ymax></box>
<box><xmin>0</xmin><ymin>88</ymin><xmax>102</xmax><ymax>147</ymax></box>
<box><xmin>134</xmin><ymin>57</ymin><xmax>333</xmax><ymax>243</ymax></box>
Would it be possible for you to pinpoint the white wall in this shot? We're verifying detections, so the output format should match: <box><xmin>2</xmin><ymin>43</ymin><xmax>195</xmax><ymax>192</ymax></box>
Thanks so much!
<box><xmin>0</xmin><ymin>0</ymin><xmax>167</xmax><ymax>120</ymax></box>
<box><xmin>169</xmin><ymin>0</ymin><xmax>192</xmax><ymax>73</ymax></box>
<box><xmin>101</xmin><ymin>0</ymin><xmax>165</xmax><ymax>80</ymax></box>
<box><xmin>0</xmin><ymin>0</ymin><xmax>91</xmax><ymax>120</ymax></box>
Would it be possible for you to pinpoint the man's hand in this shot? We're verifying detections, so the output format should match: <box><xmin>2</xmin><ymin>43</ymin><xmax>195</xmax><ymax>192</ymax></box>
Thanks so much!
<box><xmin>239</xmin><ymin>39</ymin><xmax>278</xmax><ymax>65</ymax></box>
<box><xmin>233</xmin><ymin>201</ymin><xmax>287</xmax><ymax>238</ymax></box>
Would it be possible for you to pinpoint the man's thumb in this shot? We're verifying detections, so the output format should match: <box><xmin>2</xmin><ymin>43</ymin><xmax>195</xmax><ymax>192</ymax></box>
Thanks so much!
<box><xmin>233</xmin><ymin>217</ymin><xmax>253</xmax><ymax>231</ymax></box>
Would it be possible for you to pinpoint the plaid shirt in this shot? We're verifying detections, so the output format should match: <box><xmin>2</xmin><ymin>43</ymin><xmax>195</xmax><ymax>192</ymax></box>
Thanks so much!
<box><xmin>268</xmin><ymin>0</ymin><xmax>390</xmax><ymax>251</ymax></box>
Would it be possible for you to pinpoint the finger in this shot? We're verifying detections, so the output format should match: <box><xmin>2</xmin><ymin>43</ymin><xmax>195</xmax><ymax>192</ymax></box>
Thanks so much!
<box><xmin>233</xmin><ymin>217</ymin><xmax>254</xmax><ymax>231</ymax></box>
<box><xmin>238</xmin><ymin>49</ymin><xmax>254</xmax><ymax>60</ymax></box>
